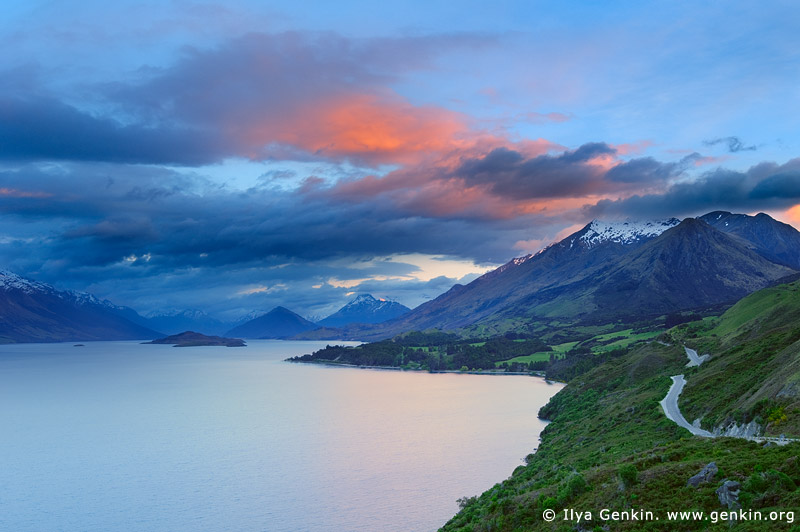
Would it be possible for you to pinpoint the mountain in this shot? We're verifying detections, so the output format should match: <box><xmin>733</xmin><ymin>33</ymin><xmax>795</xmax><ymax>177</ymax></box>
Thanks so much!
<box><xmin>354</xmin><ymin>213</ymin><xmax>798</xmax><ymax>339</ymax></box>
<box><xmin>225</xmin><ymin>306</ymin><xmax>318</xmax><ymax>338</ymax></box>
<box><xmin>700</xmin><ymin>210</ymin><xmax>800</xmax><ymax>268</ymax></box>
<box><xmin>349</xmin><ymin>219</ymin><xmax>679</xmax><ymax>336</ymax></box>
<box><xmin>584</xmin><ymin>217</ymin><xmax>795</xmax><ymax>320</ymax></box>
<box><xmin>317</xmin><ymin>294</ymin><xmax>410</xmax><ymax>327</ymax></box>
<box><xmin>145</xmin><ymin>309</ymin><xmax>229</xmax><ymax>336</ymax></box>
<box><xmin>0</xmin><ymin>270</ymin><xmax>162</xmax><ymax>343</ymax></box>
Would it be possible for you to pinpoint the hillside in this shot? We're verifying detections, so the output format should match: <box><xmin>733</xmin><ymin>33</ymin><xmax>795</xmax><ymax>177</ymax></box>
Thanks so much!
<box><xmin>672</xmin><ymin>279</ymin><xmax>800</xmax><ymax>436</ymax></box>
<box><xmin>441</xmin><ymin>281</ymin><xmax>800</xmax><ymax>531</ymax></box>
<box><xmin>0</xmin><ymin>270</ymin><xmax>161</xmax><ymax>343</ymax></box>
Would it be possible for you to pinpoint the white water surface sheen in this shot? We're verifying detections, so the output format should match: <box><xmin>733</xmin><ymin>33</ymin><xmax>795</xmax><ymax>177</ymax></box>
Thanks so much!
<box><xmin>0</xmin><ymin>340</ymin><xmax>563</xmax><ymax>532</ymax></box>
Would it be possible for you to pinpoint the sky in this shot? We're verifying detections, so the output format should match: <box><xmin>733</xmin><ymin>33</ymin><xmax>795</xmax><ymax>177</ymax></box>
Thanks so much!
<box><xmin>2</xmin><ymin>0</ymin><xmax>800</xmax><ymax>321</ymax></box>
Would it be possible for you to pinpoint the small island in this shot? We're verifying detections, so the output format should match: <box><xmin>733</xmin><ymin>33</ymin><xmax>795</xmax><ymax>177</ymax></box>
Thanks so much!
<box><xmin>144</xmin><ymin>331</ymin><xmax>246</xmax><ymax>347</ymax></box>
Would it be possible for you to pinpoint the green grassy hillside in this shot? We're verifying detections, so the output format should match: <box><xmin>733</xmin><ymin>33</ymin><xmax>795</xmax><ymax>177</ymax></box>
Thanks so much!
<box><xmin>441</xmin><ymin>282</ymin><xmax>800</xmax><ymax>532</ymax></box>
<box><xmin>674</xmin><ymin>280</ymin><xmax>800</xmax><ymax>435</ymax></box>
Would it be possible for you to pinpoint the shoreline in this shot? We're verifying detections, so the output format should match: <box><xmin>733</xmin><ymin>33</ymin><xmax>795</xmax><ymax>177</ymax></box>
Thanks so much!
<box><xmin>286</xmin><ymin>358</ymin><xmax>557</xmax><ymax>380</ymax></box>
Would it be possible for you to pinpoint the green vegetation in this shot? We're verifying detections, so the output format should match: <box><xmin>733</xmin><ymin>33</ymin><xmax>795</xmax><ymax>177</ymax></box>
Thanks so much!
<box><xmin>441</xmin><ymin>340</ymin><xmax>800</xmax><ymax>532</ymax></box>
<box><xmin>287</xmin><ymin>333</ymin><xmax>554</xmax><ymax>372</ymax></box>
<box><xmin>441</xmin><ymin>281</ymin><xmax>800</xmax><ymax>531</ymax></box>
<box><xmin>671</xmin><ymin>280</ymin><xmax>800</xmax><ymax>435</ymax></box>
<box><xmin>495</xmin><ymin>341</ymin><xmax>578</xmax><ymax>367</ymax></box>
<box><xmin>289</xmin><ymin>323</ymin><xmax>670</xmax><ymax>374</ymax></box>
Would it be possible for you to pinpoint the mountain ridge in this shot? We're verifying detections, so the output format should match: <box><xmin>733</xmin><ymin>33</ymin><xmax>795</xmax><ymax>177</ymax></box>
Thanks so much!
<box><xmin>339</xmin><ymin>212</ymin><xmax>800</xmax><ymax>340</ymax></box>
<box><xmin>317</xmin><ymin>294</ymin><xmax>410</xmax><ymax>328</ymax></box>
<box><xmin>0</xmin><ymin>270</ymin><xmax>162</xmax><ymax>343</ymax></box>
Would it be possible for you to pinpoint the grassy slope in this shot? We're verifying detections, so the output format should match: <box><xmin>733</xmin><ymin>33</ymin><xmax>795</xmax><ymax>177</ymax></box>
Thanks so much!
<box><xmin>441</xmin><ymin>284</ymin><xmax>800</xmax><ymax>532</ymax></box>
<box><xmin>675</xmin><ymin>280</ymin><xmax>800</xmax><ymax>434</ymax></box>
<box><xmin>495</xmin><ymin>341</ymin><xmax>578</xmax><ymax>366</ymax></box>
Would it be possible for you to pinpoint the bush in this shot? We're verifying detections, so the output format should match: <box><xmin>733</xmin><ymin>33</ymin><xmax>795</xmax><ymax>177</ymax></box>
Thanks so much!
<box><xmin>618</xmin><ymin>464</ymin><xmax>638</xmax><ymax>488</ymax></box>
<box><xmin>557</xmin><ymin>472</ymin><xmax>587</xmax><ymax>502</ymax></box>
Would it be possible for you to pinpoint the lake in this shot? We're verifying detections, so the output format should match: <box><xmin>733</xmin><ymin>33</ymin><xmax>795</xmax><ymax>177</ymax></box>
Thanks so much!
<box><xmin>0</xmin><ymin>340</ymin><xmax>563</xmax><ymax>532</ymax></box>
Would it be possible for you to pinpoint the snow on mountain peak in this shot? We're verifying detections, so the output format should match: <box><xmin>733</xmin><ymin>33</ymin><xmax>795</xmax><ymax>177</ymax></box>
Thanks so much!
<box><xmin>350</xmin><ymin>294</ymin><xmax>377</xmax><ymax>305</ymax></box>
<box><xmin>0</xmin><ymin>270</ymin><xmax>54</xmax><ymax>294</ymax></box>
<box><xmin>0</xmin><ymin>270</ymin><xmax>124</xmax><ymax>310</ymax></box>
<box><xmin>580</xmin><ymin>218</ymin><xmax>680</xmax><ymax>247</ymax></box>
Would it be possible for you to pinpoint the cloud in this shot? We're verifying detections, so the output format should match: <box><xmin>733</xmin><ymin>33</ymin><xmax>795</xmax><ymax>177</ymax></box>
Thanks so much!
<box><xmin>0</xmin><ymin>31</ymin><xmax>497</xmax><ymax>167</ymax></box>
<box><xmin>0</xmin><ymin>94</ymin><xmax>227</xmax><ymax>165</ymax></box>
<box><xmin>703</xmin><ymin>136</ymin><xmax>757</xmax><ymax>153</ymax></box>
<box><xmin>454</xmin><ymin>143</ymin><xmax>649</xmax><ymax>199</ymax></box>
<box><xmin>0</xmin><ymin>161</ymin><xmax>531</xmax><ymax>307</ymax></box>
<box><xmin>605</xmin><ymin>153</ymin><xmax>703</xmax><ymax>183</ymax></box>
<box><xmin>6</xmin><ymin>149</ymin><xmax>800</xmax><ymax>319</ymax></box>
<box><xmin>585</xmin><ymin>158</ymin><xmax>800</xmax><ymax>218</ymax></box>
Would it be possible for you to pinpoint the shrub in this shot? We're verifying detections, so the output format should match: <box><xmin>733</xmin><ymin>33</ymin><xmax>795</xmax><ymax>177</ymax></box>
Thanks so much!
<box><xmin>557</xmin><ymin>472</ymin><xmax>587</xmax><ymax>502</ymax></box>
<box><xmin>618</xmin><ymin>464</ymin><xmax>638</xmax><ymax>488</ymax></box>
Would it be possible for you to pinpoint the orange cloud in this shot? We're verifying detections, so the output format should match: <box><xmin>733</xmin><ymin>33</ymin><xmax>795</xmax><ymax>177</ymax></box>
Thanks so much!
<box><xmin>239</xmin><ymin>93</ymin><xmax>471</xmax><ymax>166</ymax></box>
<box><xmin>237</xmin><ymin>88</ymin><xmax>562</xmax><ymax>168</ymax></box>
<box><xmin>783</xmin><ymin>204</ymin><xmax>800</xmax><ymax>227</ymax></box>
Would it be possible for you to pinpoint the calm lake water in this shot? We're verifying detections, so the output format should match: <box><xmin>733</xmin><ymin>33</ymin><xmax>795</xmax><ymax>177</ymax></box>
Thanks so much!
<box><xmin>0</xmin><ymin>340</ymin><xmax>563</xmax><ymax>532</ymax></box>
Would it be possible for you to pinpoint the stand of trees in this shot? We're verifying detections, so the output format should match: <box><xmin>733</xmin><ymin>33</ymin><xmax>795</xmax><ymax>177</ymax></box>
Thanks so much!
<box><xmin>287</xmin><ymin>334</ymin><xmax>553</xmax><ymax>372</ymax></box>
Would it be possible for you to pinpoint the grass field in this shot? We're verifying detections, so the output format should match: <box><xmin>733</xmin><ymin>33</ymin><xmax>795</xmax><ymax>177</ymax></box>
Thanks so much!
<box><xmin>495</xmin><ymin>341</ymin><xmax>578</xmax><ymax>366</ymax></box>
<box><xmin>591</xmin><ymin>329</ymin><xmax>663</xmax><ymax>351</ymax></box>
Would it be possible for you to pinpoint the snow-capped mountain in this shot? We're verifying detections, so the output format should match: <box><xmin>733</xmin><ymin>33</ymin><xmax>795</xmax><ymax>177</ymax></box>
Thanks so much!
<box><xmin>348</xmin><ymin>213</ymin><xmax>799</xmax><ymax>339</ymax></box>
<box><xmin>0</xmin><ymin>269</ymin><xmax>54</xmax><ymax>294</ymax></box>
<box><xmin>0</xmin><ymin>269</ymin><xmax>160</xmax><ymax>342</ymax></box>
<box><xmin>578</xmin><ymin>219</ymin><xmax>681</xmax><ymax>247</ymax></box>
<box><xmin>317</xmin><ymin>294</ymin><xmax>410</xmax><ymax>327</ymax></box>
<box><xmin>0</xmin><ymin>270</ymin><xmax>129</xmax><ymax>311</ymax></box>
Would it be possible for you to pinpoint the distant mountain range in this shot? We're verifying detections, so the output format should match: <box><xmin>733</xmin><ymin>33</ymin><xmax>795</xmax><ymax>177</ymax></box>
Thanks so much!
<box><xmin>3</xmin><ymin>211</ymin><xmax>799</xmax><ymax>343</ymax></box>
<box><xmin>144</xmin><ymin>309</ymin><xmax>230</xmax><ymax>336</ymax></box>
<box><xmin>0</xmin><ymin>270</ymin><xmax>161</xmax><ymax>343</ymax></box>
<box><xmin>343</xmin><ymin>211</ymin><xmax>800</xmax><ymax>339</ymax></box>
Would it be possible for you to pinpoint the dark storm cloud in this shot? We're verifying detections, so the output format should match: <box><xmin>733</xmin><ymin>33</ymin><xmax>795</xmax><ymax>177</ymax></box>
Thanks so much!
<box><xmin>0</xmin><ymin>162</ymin><xmax>524</xmax><ymax>279</ymax></box>
<box><xmin>749</xmin><ymin>172</ymin><xmax>800</xmax><ymax>199</ymax></box>
<box><xmin>456</xmin><ymin>143</ymin><xmax>618</xmax><ymax>198</ymax></box>
<box><xmin>703</xmin><ymin>136</ymin><xmax>757</xmax><ymax>153</ymax></box>
<box><xmin>0</xmin><ymin>95</ymin><xmax>226</xmax><ymax>165</ymax></box>
<box><xmin>605</xmin><ymin>156</ymin><xmax>685</xmax><ymax>183</ymax></box>
<box><xmin>585</xmin><ymin>158</ymin><xmax>800</xmax><ymax>218</ymax></box>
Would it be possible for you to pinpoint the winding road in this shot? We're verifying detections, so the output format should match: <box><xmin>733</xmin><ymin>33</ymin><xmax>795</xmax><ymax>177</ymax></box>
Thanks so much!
<box><xmin>660</xmin><ymin>346</ymin><xmax>797</xmax><ymax>444</ymax></box>
<box><xmin>659</xmin><ymin>346</ymin><xmax>714</xmax><ymax>438</ymax></box>
<box><xmin>660</xmin><ymin>374</ymin><xmax>714</xmax><ymax>437</ymax></box>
